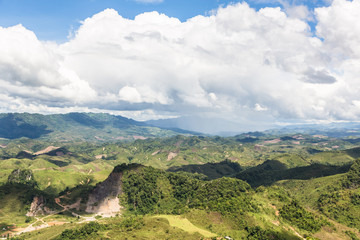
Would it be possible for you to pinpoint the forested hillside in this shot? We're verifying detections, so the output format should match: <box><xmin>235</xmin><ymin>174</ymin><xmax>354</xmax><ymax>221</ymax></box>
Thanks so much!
<box><xmin>0</xmin><ymin>113</ymin><xmax>192</xmax><ymax>142</ymax></box>
<box><xmin>1</xmin><ymin>133</ymin><xmax>360</xmax><ymax>239</ymax></box>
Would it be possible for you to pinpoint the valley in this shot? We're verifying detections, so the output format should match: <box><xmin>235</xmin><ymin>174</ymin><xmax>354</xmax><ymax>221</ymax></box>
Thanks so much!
<box><xmin>2</xmin><ymin>0</ymin><xmax>360</xmax><ymax>238</ymax></box>
<box><xmin>0</xmin><ymin>114</ymin><xmax>360</xmax><ymax>239</ymax></box>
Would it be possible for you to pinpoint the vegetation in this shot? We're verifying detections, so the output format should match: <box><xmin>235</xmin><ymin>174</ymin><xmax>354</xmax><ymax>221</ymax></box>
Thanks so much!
<box><xmin>54</xmin><ymin>222</ymin><xmax>106</xmax><ymax>240</ymax></box>
<box><xmin>0</xmin><ymin>112</ymin><xmax>192</xmax><ymax>142</ymax></box>
<box><xmin>344</xmin><ymin>159</ymin><xmax>360</xmax><ymax>188</ymax></box>
<box><xmin>237</xmin><ymin>160</ymin><xmax>350</xmax><ymax>187</ymax></box>
<box><xmin>279</xmin><ymin>200</ymin><xmax>326</xmax><ymax>232</ymax></box>
<box><xmin>7</xmin><ymin>169</ymin><xmax>37</xmax><ymax>187</ymax></box>
<box><xmin>246</xmin><ymin>226</ymin><xmax>300</xmax><ymax>240</ymax></box>
<box><xmin>314</xmin><ymin>159</ymin><xmax>360</xmax><ymax>229</ymax></box>
<box><xmin>119</xmin><ymin>164</ymin><xmax>254</xmax><ymax>220</ymax></box>
<box><xmin>0</xmin><ymin>129</ymin><xmax>360</xmax><ymax>239</ymax></box>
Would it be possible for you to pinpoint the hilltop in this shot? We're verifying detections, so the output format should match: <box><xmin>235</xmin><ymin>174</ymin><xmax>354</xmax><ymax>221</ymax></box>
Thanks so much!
<box><xmin>3</xmin><ymin>161</ymin><xmax>360</xmax><ymax>240</ymax></box>
<box><xmin>0</xmin><ymin>128</ymin><xmax>360</xmax><ymax>239</ymax></box>
<box><xmin>0</xmin><ymin>112</ymin><xmax>196</xmax><ymax>142</ymax></box>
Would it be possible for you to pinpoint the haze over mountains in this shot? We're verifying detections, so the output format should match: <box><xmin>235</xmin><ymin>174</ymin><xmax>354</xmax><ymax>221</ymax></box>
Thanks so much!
<box><xmin>1</xmin><ymin>0</ymin><xmax>360</xmax><ymax>239</ymax></box>
<box><xmin>0</xmin><ymin>112</ymin><xmax>194</xmax><ymax>142</ymax></box>
<box><xmin>1</xmin><ymin>112</ymin><xmax>360</xmax><ymax>142</ymax></box>
<box><xmin>146</xmin><ymin>116</ymin><xmax>272</xmax><ymax>136</ymax></box>
<box><xmin>0</xmin><ymin>111</ymin><xmax>360</xmax><ymax>239</ymax></box>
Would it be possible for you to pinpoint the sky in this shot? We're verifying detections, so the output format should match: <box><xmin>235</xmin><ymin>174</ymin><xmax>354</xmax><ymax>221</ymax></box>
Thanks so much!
<box><xmin>0</xmin><ymin>0</ymin><xmax>360</xmax><ymax>133</ymax></box>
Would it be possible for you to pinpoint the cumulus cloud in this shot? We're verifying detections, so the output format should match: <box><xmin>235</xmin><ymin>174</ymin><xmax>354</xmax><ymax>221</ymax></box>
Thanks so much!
<box><xmin>282</xmin><ymin>3</ymin><xmax>313</xmax><ymax>21</ymax></box>
<box><xmin>119</xmin><ymin>86</ymin><xmax>142</xmax><ymax>103</ymax></box>
<box><xmin>0</xmin><ymin>24</ymin><xmax>97</xmax><ymax>106</ymax></box>
<box><xmin>0</xmin><ymin>1</ymin><xmax>360</xmax><ymax>129</ymax></box>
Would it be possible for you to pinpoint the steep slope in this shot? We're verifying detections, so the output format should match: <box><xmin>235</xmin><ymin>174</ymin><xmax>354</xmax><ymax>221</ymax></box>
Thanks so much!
<box><xmin>4</xmin><ymin>163</ymin><xmax>360</xmax><ymax>239</ymax></box>
<box><xmin>167</xmin><ymin>160</ymin><xmax>242</xmax><ymax>180</ymax></box>
<box><xmin>85</xmin><ymin>164</ymin><xmax>141</xmax><ymax>216</ymax></box>
<box><xmin>275</xmin><ymin>159</ymin><xmax>360</xmax><ymax>235</ymax></box>
<box><xmin>236</xmin><ymin>160</ymin><xmax>351</xmax><ymax>187</ymax></box>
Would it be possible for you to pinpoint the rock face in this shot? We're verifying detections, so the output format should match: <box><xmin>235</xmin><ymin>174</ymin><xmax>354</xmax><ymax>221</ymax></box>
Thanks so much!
<box><xmin>85</xmin><ymin>170</ymin><xmax>123</xmax><ymax>216</ymax></box>
<box><xmin>26</xmin><ymin>196</ymin><xmax>53</xmax><ymax>216</ymax></box>
<box><xmin>85</xmin><ymin>163</ymin><xmax>141</xmax><ymax>216</ymax></box>
<box><xmin>7</xmin><ymin>169</ymin><xmax>37</xmax><ymax>186</ymax></box>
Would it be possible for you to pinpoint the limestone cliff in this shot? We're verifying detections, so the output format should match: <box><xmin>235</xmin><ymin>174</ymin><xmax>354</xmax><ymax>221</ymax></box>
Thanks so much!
<box><xmin>26</xmin><ymin>196</ymin><xmax>54</xmax><ymax>216</ymax></box>
<box><xmin>85</xmin><ymin>163</ymin><xmax>141</xmax><ymax>216</ymax></box>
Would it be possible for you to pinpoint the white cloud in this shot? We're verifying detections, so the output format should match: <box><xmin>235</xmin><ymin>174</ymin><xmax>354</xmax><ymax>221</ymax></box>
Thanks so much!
<box><xmin>255</xmin><ymin>103</ymin><xmax>268</xmax><ymax>111</ymax></box>
<box><xmin>282</xmin><ymin>4</ymin><xmax>313</xmax><ymax>21</ymax></box>
<box><xmin>118</xmin><ymin>86</ymin><xmax>142</xmax><ymax>103</ymax></box>
<box><xmin>0</xmin><ymin>1</ymin><xmax>360</xmax><ymax>129</ymax></box>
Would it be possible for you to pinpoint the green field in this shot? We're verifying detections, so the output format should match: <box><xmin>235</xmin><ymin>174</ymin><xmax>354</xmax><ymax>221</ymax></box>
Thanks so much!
<box><xmin>151</xmin><ymin>215</ymin><xmax>217</xmax><ymax>238</ymax></box>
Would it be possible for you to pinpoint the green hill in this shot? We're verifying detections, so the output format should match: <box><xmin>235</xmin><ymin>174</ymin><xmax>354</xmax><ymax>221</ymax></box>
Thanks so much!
<box><xmin>236</xmin><ymin>160</ymin><xmax>351</xmax><ymax>187</ymax></box>
<box><xmin>10</xmin><ymin>163</ymin><xmax>360</xmax><ymax>240</ymax></box>
<box><xmin>1</xmin><ymin>132</ymin><xmax>360</xmax><ymax>239</ymax></box>
<box><xmin>0</xmin><ymin>112</ymin><xmax>194</xmax><ymax>142</ymax></box>
<box><xmin>276</xmin><ymin>159</ymin><xmax>360</xmax><ymax>234</ymax></box>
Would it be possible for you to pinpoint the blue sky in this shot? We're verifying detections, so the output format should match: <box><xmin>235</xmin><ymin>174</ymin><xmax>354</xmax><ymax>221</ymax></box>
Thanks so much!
<box><xmin>0</xmin><ymin>0</ymin><xmax>330</xmax><ymax>41</ymax></box>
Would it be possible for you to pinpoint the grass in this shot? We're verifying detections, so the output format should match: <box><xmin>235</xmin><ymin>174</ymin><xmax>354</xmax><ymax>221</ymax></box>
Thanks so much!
<box><xmin>276</xmin><ymin>173</ymin><xmax>360</xmax><ymax>239</ymax></box>
<box><xmin>33</xmin><ymin>170</ymin><xmax>95</xmax><ymax>194</ymax></box>
<box><xmin>0</xmin><ymin>192</ymin><xmax>29</xmax><ymax>227</ymax></box>
<box><xmin>184</xmin><ymin>209</ymin><xmax>249</xmax><ymax>239</ymax></box>
<box><xmin>310</xmin><ymin>151</ymin><xmax>355</xmax><ymax>165</ymax></box>
<box><xmin>151</xmin><ymin>215</ymin><xmax>217</xmax><ymax>238</ymax></box>
<box><xmin>19</xmin><ymin>216</ymin><xmax>211</xmax><ymax>240</ymax></box>
<box><xmin>1</xmin><ymin>135</ymin><xmax>360</xmax><ymax>239</ymax></box>
<box><xmin>15</xmin><ymin>223</ymin><xmax>76</xmax><ymax>240</ymax></box>
<box><xmin>276</xmin><ymin>174</ymin><xmax>344</xmax><ymax>208</ymax></box>
<box><xmin>104</xmin><ymin>216</ymin><xmax>204</xmax><ymax>240</ymax></box>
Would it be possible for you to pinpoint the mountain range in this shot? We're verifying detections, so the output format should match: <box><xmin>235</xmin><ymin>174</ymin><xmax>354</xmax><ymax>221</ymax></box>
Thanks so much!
<box><xmin>1</xmin><ymin>114</ymin><xmax>360</xmax><ymax>239</ymax></box>
<box><xmin>0</xmin><ymin>112</ymin><xmax>194</xmax><ymax>142</ymax></box>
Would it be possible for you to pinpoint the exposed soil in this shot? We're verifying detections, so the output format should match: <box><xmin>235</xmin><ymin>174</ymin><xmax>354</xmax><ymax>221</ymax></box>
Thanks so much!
<box><xmin>263</xmin><ymin>139</ymin><xmax>281</xmax><ymax>144</ymax></box>
<box><xmin>270</xmin><ymin>205</ymin><xmax>280</xmax><ymax>216</ymax></box>
<box><xmin>47</xmin><ymin>222</ymin><xmax>67</xmax><ymax>226</ymax></box>
<box><xmin>167</xmin><ymin>152</ymin><xmax>178</xmax><ymax>161</ymax></box>
<box><xmin>133</xmin><ymin>135</ymin><xmax>147</xmax><ymax>140</ymax></box>
<box><xmin>151</xmin><ymin>150</ymin><xmax>160</xmax><ymax>156</ymax></box>
<box><xmin>34</xmin><ymin>146</ymin><xmax>59</xmax><ymax>155</ymax></box>
<box><xmin>95</xmin><ymin>154</ymin><xmax>107</xmax><ymax>159</ymax></box>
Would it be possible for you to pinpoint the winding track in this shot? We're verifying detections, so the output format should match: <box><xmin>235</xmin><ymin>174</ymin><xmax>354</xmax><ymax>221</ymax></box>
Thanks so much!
<box><xmin>13</xmin><ymin>195</ymin><xmax>97</xmax><ymax>236</ymax></box>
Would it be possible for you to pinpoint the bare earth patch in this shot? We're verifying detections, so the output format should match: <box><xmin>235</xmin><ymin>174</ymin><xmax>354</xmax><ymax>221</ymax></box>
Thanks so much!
<box><xmin>263</xmin><ymin>139</ymin><xmax>281</xmax><ymax>144</ymax></box>
<box><xmin>95</xmin><ymin>154</ymin><xmax>107</xmax><ymax>159</ymax></box>
<box><xmin>167</xmin><ymin>152</ymin><xmax>178</xmax><ymax>161</ymax></box>
<box><xmin>47</xmin><ymin>222</ymin><xmax>67</xmax><ymax>226</ymax></box>
<box><xmin>133</xmin><ymin>135</ymin><xmax>147</xmax><ymax>140</ymax></box>
<box><xmin>270</xmin><ymin>204</ymin><xmax>280</xmax><ymax>216</ymax></box>
<box><xmin>151</xmin><ymin>150</ymin><xmax>160</xmax><ymax>156</ymax></box>
<box><xmin>34</xmin><ymin>146</ymin><xmax>59</xmax><ymax>155</ymax></box>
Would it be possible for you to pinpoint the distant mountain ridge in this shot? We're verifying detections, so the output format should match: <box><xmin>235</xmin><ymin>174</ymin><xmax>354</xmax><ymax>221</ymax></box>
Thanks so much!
<box><xmin>266</xmin><ymin>122</ymin><xmax>360</xmax><ymax>138</ymax></box>
<box><xmin>0</xmin><ymin>112</ymin><xmax>193</xmax><ymax>142</ymax></box>
<box><xmin>145</xmin><ymin>116</ymin><xmax>260</xmax><ymax>136</ymax></box>
<box><xmin>147</xmin><ymin>116</ymin><xmax>360</xmax><ymax>138</ymax></box>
